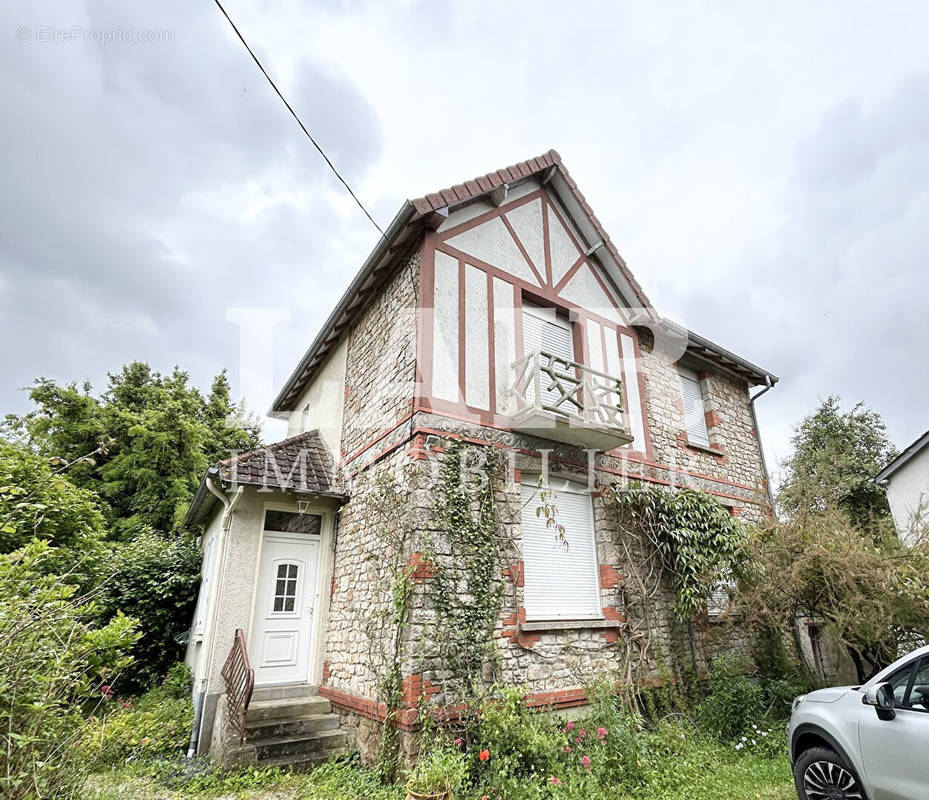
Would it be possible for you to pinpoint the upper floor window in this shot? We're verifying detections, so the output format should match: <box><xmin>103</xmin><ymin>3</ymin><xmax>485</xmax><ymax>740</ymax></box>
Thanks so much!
<box><xmin>521</xmin><ymin>302</ymin><xmax>574</xmax><ymax>362</ymax></box>
<box><xmin>678</xmin><ymin>366</ymin><xmax>709</xmax><ymax>447</ymax></box>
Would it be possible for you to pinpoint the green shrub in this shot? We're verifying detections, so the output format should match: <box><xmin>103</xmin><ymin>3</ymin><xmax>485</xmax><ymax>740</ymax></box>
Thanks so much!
<box><xmin>696</xmin><ymin>657</ymin><xmax>766</xmax><ymax>740</ymax></box>
<box><xmin>300</xmin><ymin>754</ymin><xmax>404</xmax><ymax>800</ymax></box>
<box><xmin>0</xmin><ymin>540</ymin><xmax>138</xmax><ymax>800</ymax></box>
<box><xmin>97</xmin><ymin>531</ymin><xmax>201</xmax><ymax>691</ymax></box>
<box><xmin>406</xmin><ymin>745</ymin><xmax>467</xmax><ymax>796</ymax></box>
<box><xmin>468</xmin><ymin>686</ymin><xmax>566</xmax><ymax>783</ymax></box>
<box><xmin>89</xmin><ymin>664</ymin><xmax>193</xmax><ymax>765</ymax></box>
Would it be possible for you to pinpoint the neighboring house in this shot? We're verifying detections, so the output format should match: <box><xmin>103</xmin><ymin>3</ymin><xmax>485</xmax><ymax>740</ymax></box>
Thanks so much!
<box><xmin>184</xmin><ymin>150</ymin><xmax>778</xmax><ymax>766</ymax></box>
<box><xmin>875</xmin><ymin>429</ymin><xmax>929</xmax><ymax>546</ymax></box>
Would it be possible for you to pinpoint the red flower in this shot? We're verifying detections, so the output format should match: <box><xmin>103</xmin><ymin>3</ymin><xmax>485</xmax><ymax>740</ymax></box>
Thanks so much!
<box><xmin>100</xmin><ymin>684</ymin><xmax>113</xmax><ymax>699</ymax></box>
<box><xmin>479</xmin><ymin>749</ymin><xmax>490</xmax><ymax>761</ymax></box>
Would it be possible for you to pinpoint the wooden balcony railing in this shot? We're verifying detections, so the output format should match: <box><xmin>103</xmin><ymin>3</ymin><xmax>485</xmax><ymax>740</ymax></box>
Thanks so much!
<box><xmin>221</xmin><ymin>628</ymin><xmax>255</xmax><ymax>744</ymax></box>
<box><xmin>510</xmin><ymin>350</ymin><xmax>632</xmax><ymax>449</ymax></box>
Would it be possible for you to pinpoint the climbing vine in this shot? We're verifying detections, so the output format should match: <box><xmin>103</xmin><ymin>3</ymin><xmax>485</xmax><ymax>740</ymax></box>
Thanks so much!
<box><xmin>427</xmin><ymin>441</ymin><xmax>504</xmax><ymax>698</ymax></box>
<box><xmin>606</xmin><ymin>482</ymin><xmax>746</xmax><ymax>619</ymax></box>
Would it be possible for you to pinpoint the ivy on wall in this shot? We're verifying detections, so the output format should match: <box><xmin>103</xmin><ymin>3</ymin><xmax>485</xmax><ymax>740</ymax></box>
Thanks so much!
<box><xmin>606</xmin><ymin>483</ymin><xmax>745</xmax><ymax>619</ymax></box>
<box><xmin>428</xmin><ymin>441</ymin><xmax>503</xmax><ymax>697</ymax></box>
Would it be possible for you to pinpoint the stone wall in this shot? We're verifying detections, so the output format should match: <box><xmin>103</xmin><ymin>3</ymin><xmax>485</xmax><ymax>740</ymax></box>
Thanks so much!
<box><xmin>340</xmin><ymin>249</ymin><xmax>420</xmax><ymax>463</ymax></box>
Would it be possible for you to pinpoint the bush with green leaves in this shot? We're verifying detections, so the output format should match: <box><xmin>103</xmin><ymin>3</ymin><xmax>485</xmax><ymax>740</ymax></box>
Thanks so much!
<box><xmin>405</xmin><ymin>745</ymin><xmax>467</xmax><ymax>796</ymax></box>
<box><xmin>89</xmin><ymin>663</ymin><xmax>193</xmax><ymax>765</ymax></box>
<box><xmin>96</xmin><ymin>530</ymin><xmax>201</xmax><ymax>690</ymax></box>
<box><xmin>0</xmin><ymin>540</ymin><xmax>138</xmax><ymax>800</ymax></box>
<box><xmin>0</xmin><ymin>439</ymin><xmax>107</xmax><ymax>583</ymax></box>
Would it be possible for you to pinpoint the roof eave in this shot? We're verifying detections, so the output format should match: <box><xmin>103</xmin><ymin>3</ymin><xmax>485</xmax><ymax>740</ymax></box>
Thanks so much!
<box><xmin>874</xmin><ymin>430</ymin><xmax>929</xmax><ymax>484</ymax></box>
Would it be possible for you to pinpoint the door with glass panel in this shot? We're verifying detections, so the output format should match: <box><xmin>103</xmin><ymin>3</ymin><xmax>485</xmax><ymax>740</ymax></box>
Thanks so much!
<box><xmin>251</xmin><ymin>511</ymin><xmax>321</xmax><ymax>685</ymax></box>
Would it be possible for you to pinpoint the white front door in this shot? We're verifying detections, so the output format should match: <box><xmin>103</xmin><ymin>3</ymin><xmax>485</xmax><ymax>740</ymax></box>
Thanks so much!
<box><xmin>251</xmin><ymin>529</ymin><xmax>320</xmax><ymax>686</ymax></box>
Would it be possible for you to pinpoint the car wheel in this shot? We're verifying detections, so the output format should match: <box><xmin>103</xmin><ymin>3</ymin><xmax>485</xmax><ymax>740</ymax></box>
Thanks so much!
<box><xmin>793</xmin><ymin>746</ymin><xmax>865</xmax><ymax>800</ymax></box>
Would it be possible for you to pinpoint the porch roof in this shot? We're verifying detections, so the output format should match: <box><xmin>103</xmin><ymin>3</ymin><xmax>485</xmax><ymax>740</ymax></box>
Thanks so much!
<box><xmin>184</xmin><ymin>430</ymin><xmax>346</xmax><ymax>527</ymax></box>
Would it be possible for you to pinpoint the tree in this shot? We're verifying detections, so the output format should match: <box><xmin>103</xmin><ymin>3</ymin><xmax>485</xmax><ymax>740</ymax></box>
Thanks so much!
<box><xmin>778</xmin><ymin>396</ymin><xmax>896</xmax><ymax>528</ymax></box>
<box><xmin>0</xmin><ymin>439</ymin><xmax>108</xmax><ymax>585</ymax></box>
<box><xmin>735</xmin><ymin>507</ymin><xmax>929</xmax><ymax>682</ymax></box>
<box><xmin>4</xmin><ymin>364</ymin><xmax>261</xmax><ymax>536</ymax></box>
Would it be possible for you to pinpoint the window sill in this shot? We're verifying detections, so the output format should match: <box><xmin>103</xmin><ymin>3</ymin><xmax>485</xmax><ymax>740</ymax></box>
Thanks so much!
<box><xmin>520</xmin><ymin>618</ymin><xmax>622</xmax><ymax>632</ymax></box>
<box><xmin>683</xmin><ymin>439</ymin><xmax>726</xmax><ymax>458</ymax></box>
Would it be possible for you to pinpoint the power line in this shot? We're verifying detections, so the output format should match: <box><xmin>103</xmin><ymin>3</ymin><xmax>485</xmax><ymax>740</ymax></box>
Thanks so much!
<box><xmin>212</xmin><ymin>0</ymin><xmax>387</xmax><ymax>240</ymax></box>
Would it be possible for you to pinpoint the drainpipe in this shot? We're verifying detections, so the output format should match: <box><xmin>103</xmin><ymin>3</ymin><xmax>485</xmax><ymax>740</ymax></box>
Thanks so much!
<box><xmin>749</xmin><ymin>375</ymin><xmax>776</xmax><ymax>513</ymax></box>
<box><xmin>187</xmin><ymin>475</ymin><xmax>244</xmax><ymax>758</ymax></box>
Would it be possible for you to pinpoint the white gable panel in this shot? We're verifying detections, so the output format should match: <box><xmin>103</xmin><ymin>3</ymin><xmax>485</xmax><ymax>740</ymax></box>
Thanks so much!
<box><xmin>619</xmin><ymin>334</ymin><xmax>646</xmax><ymax>452</ymax></box>
<box><xmin>505</xmin><ymin>199</ymin><xmax>545</xmax><ymax>276</ymax></box>
<box><xmin>432</xmin><ymin>251</ymin><xmax>460</xmax><ymax>402</ymax></box>
<box><xmin>493</xmin><ymin>278</ymin><xmax>516</xmax><ymax>415</ymax></box>
<box><xmin>464</xmin><ymin>264</ymin><xmax>489</xmax><ymax>410</ymax></box>
<box><xmin>520</xmin><ymin>479</ymin><xmax>601</xmax><ymax>620</ymax></box>
<box><xmin>445</xmin><ymin>217</ymin><xmax>542</xmax><ymax>287</ymax></box>
<box><xmin>559</xmin><ymin>263</ymin><xmax>623</xmax><ymax>325</ymax></box>
<box><xmin>548</xmin><ymin>205</ymin><xmax>582</xmax><ymax>286</ymax></box>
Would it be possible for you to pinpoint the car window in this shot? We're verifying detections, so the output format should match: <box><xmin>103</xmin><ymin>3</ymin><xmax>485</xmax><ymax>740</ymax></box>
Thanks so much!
<box><xmin>902</xmin><ymin>658</ymin><xmax>929</xmax><ymax>712</ymax></box>
<box><xmin>886</xmin><ymin>661</ymin><xmax>916</xmax><ymax>705</ymax></box>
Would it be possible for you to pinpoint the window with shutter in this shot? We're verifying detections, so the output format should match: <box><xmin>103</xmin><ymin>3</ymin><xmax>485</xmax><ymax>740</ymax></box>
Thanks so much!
<box><xmin>678</xmin><ymin>366</ymin><xmax>709</xmax><ymax>447</ymax></box>
<box><xmin>519</xmin><ymin>478</ymin><xmax>601</xmax><ymax>620</ymax></box>
<box><xmin>521</xmin><ymin>303</ymin><xmax>575</xmax><ymax>409</ymax></box>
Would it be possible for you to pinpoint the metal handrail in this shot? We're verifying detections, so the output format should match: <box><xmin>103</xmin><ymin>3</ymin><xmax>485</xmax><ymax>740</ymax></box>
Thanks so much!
<box><xmin>221</xmin><ymin>628</ymin><xmax>255</xmax><ymax>744</ymax></box>
<box><xmin>511</xmin><ymin>349</ymin><xmax>627</xmax><ymax>430</ymax></box>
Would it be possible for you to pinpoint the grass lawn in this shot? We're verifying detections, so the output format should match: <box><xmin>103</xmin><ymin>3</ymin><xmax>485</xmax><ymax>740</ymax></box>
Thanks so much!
<box><xmin>82</xmin><ymin>752</ymin><xmax>796</xmax><ymax>800</ymax></box>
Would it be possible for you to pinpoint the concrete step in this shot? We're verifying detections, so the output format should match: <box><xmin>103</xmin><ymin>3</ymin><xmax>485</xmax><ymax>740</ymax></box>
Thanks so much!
<box><xmin>259</xmin><ymin>747</ymin><xmax>348</xmax><ymax>771</ymax></box>
<box><xmin>245</xmin><ymin>712</ymin><xmax>341</xmax><ymax>740</ymax></box>
<box><xmin>250</xmin><ymin>684</ymin><xmax>318</xmax><ymax>703</ymax></box>
<box><xmin>253</xmin><ymin>729</ymin><xmax>348</xmax><ymax>761</ymax></box>
<box><xmin>246</xmin><ymin>695</ymin><xmax>332</xmax><ymax>722</ymax></box>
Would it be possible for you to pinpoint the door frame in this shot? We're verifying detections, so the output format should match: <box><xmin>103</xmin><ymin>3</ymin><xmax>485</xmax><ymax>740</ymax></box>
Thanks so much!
<box><xmin>247</xmin><ymin>500</ymin><xmax>334</xmax><ymax>687</ymax></box>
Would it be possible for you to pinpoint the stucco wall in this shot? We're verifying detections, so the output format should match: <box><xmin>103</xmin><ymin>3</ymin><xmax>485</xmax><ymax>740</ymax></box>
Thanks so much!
<box><xmin>286</xmin><ymin>336</ymin><xmax>348</xmax><ymax>459</ymax></box>
<box><xmin>886</xmin><ymin>444</ymin><xmax>929</xmax><ymax>545</ymax></box>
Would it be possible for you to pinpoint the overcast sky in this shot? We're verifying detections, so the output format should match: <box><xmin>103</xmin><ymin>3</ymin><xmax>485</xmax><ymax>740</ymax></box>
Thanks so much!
<box><xmin>2</xmin><ymin>0</ymin><xmax>927</xmax><ymax>482</ymax></box>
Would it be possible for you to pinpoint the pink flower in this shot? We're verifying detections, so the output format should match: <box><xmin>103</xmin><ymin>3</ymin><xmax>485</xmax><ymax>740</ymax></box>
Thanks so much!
<box><xmin>550</xmin><ymin>777</ymin><xmax>562</xmax><ymax>786</ymax></box>
<box><xmin>454</xmin><ymin>738</ymin><xmax>463</xmax><ymax>747</ymax></box>
<box><xmin>565</xmin><ymin>721</ymin><xmax>575</xmax><ymax>731</ymax></box>
<box><xmin>578</xmin><ymin>729</ymin><xmax>586</xmax><ymax>738</ymax></box>
<box><xmin>597</xmin><ymin>726</ymin><xmax>607</xmax><ymax>738</ymax></box>
<box><xmin>575</xmin><ymin>736</ymin><xmax>581</xmax><ymax>744</ymax></box>
<box><xmin>581</xmin><ymin>755</ymin><xmax>591</xmax><ymax>769</ymax></box>
<box><xmin>100</xmin><ymin>684</ymin><xmax>113</xmax><ymax>699</ymax></box>
<box><xmin>564</xmin><ymin>745</ymin><xmax>572</xmax><ymax>754</ymax></box>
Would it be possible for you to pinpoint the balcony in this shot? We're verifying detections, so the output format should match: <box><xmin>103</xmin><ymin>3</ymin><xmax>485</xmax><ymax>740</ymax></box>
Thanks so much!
<box><xmin>510</xmin><ymin>350</ymin><xmax>634</xmax><ymax>451</ymax></box>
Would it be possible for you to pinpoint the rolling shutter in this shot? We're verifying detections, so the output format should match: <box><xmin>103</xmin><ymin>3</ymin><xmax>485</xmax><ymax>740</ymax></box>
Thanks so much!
<box><xmin>521</xmin><ymin>304</ymin><xmax>575</xmax><ymax>408</ymax></box>
<box><xmin>193</xmin><ymin>533</ymin><xmax>216</xmax><ymax>634</ymax></box>
<box><xmin>519</xmin><ymin>478</ymin><xmax>601</xmax><ymax>620</ymax></box>
<box><xmin>678</xmin><ymin>366</ymin><xmax>709</xmax><ymax>447</ymax></box>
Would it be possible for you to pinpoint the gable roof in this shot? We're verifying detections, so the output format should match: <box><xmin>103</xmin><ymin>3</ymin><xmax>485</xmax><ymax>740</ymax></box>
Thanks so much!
<box><xmin>874</xmin><ymin>429</ymin><xmax>929</xmax><ymax>484</ymax></box>
<box><xmin>272</xmin><ymin>149</ymin><xmax>777</xmax><ymax>412</ymax></box>
<box><xmin>184</xmin><ymin>430</ymin><xmax>344</xmax><ymax>526</ymax></box>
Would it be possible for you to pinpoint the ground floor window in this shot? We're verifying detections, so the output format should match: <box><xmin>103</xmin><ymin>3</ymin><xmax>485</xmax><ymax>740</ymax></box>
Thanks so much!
<box><xmin>519</xmin><ymin>476</ymin><xmax>601</xmax><ymax>620</ymax></box>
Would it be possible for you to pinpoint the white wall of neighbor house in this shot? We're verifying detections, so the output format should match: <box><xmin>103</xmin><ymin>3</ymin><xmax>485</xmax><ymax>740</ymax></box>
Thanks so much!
<box><xmin>286</xmin><ymin>336</ymin><xmax>348</xmax><ymax>458</ymax></box>
<box><xmin>885</xmin><ymin>445</ymin><xmax>929</xmax><ymax>546</ymax></box>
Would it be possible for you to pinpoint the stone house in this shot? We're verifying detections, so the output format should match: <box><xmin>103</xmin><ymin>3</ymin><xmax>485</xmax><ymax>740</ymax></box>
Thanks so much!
<box><xmin>183</xmin><ymin>150</ymin><xmax>778</xmax><ymax>766</ymax></box>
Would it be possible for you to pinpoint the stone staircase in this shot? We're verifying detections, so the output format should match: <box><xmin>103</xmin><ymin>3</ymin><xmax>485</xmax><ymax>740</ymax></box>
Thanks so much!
<box><xmin>240</xmin><ymin>685</ymin><xmax>347</xmax><ymax>769</ymax></box>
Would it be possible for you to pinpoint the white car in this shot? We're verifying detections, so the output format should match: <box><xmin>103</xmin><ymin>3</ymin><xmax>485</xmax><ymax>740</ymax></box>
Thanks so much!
<box><xmin>788</xmin><ymin>643</ymin><xmax>929</xmax><ymax>800</ymax></box>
